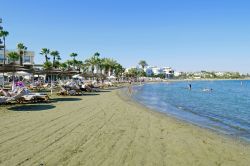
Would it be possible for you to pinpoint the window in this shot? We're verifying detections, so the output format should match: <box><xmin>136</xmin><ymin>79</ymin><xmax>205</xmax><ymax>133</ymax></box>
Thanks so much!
<box><xmin>0</xmin><ymin>54</ymin><xmax>4</xmax><ymax>63</ymax></box>
<box><xmin>24</xmin><ymin>56</ymin><xmax>31</xmax><ymax>63</ymax></box>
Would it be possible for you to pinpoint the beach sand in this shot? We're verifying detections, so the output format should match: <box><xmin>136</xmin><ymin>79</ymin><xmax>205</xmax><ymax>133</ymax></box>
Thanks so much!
<box><xmin>0</xmin><ymin>89</ymin><xmax>250</xmax><ymax>166</ymax></box>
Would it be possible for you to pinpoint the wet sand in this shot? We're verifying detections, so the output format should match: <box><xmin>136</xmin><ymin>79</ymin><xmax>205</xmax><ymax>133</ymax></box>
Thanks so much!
<box><xmin>0</xmin><ymin>89</ymin><xmax>250</xmax><ymax>166</ymax></box>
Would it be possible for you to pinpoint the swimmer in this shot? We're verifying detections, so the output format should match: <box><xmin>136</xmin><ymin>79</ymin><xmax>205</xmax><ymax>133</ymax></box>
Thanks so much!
<box><xmin>202</xmin><ymin>88</ymin><xmax>213</xmax><ymax>92</ymax></box>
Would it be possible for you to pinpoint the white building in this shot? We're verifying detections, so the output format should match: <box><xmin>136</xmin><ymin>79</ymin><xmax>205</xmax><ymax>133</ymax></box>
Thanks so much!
<box><xmin>174</xmin><ymin>71</ymin><xmax>183</xmax><ymax>77</ymax></box>
<box><xmin>162</xmin><ymin>67</ymin><xmax>174</xmax><ymax>78</ymax></box>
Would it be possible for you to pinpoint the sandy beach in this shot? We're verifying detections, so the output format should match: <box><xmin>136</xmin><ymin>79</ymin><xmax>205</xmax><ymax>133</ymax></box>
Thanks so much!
<box><xmin>0</xmin><ymin>89</ymin><xmax>250</xmax><ymax>166</ymax></box>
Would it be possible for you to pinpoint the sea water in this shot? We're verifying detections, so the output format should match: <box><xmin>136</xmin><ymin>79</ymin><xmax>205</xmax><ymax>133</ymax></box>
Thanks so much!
<box><xmin>132</xmin><ymin>80</ymin><xmax>250</xmax><ymax>141</ymax></box>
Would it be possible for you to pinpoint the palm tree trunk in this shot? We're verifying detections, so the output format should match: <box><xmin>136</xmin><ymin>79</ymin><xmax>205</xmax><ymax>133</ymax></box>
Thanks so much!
<box><xmin>3</xmin><ymin>37</ymin><xmax>6</xmax><ymax>65</ymax></box>
<box><xmin>20</xmin><ymin>51</ymin><xmax>23</xmax><ymax>66</ymax></box>
<box><xmin>53</xmin><ymin>56</ymin><xmax>55</xmax><ymax>67</ymax></box>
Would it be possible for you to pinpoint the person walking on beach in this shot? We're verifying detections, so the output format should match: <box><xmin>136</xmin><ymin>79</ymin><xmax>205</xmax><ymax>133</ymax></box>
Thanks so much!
<box><xmin>128</xmin><ymin>80</ymin><xmax>133</xmax><ymax>94</ymax></box>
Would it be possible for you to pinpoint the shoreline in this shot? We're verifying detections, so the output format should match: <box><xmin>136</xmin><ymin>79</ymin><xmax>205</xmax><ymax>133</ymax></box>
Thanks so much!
<box><xmin>128</xmin><ymin>81</ymin><xmax>250</xmax><ymax>144</ymax></box>
<box><xmin>119</xmin><ymin>86</ymin><xmax>250</xmax><ymax>145</ymax></box>
<box><xmin>0</xmin><ymin>88</ymin><xmax>250</xmax><ymax>165</ymax></box>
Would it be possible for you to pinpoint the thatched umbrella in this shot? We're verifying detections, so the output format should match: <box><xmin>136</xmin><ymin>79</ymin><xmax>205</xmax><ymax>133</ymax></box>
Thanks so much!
<box><xmin>59</xmin><ymin>69</ymin><xmax>79</xmax><ymax>80</ymax></box>
<box><xmin>0</xmin><ymin>62</ymin><xmax>29</xmax><ymax>72</ymax></box>
<box><xmin>80</xmin><ymin>72</ymin><xmax>95</xmax><ymax>79</ymax></box>
<box><xmin>41</xmin><ymin>68</ymin><xmax>62</xmax><ymax>94</ymax></box>
<box><xmin>0</xmin><ymin>62</ymin><xmax>29</xmax><ymax>90</ymax></box>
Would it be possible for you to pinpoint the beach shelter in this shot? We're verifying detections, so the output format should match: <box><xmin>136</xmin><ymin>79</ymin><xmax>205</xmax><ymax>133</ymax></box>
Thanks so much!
<box><xmin>72</xmin><ymin>74</ymin><xmax>84</xmax><ymax>79</ymax></box>
<box><xmin>0</xmin><ymin>62</ymin><xmax>29</xmax><ymax>90</ymax></box>
<box><xmin>42</xmin><ymin>68</ymin><xmax>62</xmax><ymax>94</ymax></box>
<box><xmin>59</xmin><ymin>69</ymin><xmax>79</xmax><ymax>80</ymax></box>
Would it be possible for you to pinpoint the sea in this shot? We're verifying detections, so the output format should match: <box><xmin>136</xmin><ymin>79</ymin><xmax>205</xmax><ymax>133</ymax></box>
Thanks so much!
<box><xmin>132</xmin><ymin>80</ymin><xmax>250</xmax><ymax>141</ymax></box>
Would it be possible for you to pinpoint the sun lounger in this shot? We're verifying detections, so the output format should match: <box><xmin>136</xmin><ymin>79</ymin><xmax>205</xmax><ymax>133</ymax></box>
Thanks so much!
<box><xmin>0</xmin><ymin>96</ymin><xmax>9</xmax><ymax>104</ymax></box>
<box><xmin>6</xmin><ymin>88</ymin><xmax>27</xmax><ymax>103</ymax></box>
<box><xmin>57</xmin><ymin>85</ymin><xmax>68</xmax><ymax>96</ymax></box>
<box><xmin>22</xmin><ymin>93</ymin><xmax>49</xmax><ymax>103</ymax></box>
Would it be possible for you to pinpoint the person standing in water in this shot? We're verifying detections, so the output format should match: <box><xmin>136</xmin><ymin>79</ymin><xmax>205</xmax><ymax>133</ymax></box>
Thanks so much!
<box><xmin>188</xmin><ymin>84</ymin><xmax>192</xmax><ymax>90</ymax></box>
<box><xmin>128</xmin><ymin>80</ymin><xmax>133</xmax><ymax>94</ymax></box>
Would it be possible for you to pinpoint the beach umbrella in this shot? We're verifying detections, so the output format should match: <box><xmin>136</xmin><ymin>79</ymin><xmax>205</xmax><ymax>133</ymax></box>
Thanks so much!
<box><xmin>0</xmin><ymin>62</ymin><xmax>29</xmax><ymax>90</ymax></box>
<box><xmin>42</xmin><ymin>68</ymin><xmax>62</xmax><ymax>94</ymax></box>
<box><xmin>43</xmin><ymin>68</ymin><xmax>62</xmax><ymax>95</ymax></box>
<box><xmin>72</xmin><ymin>74</ymin><xmax>83</xmax><ymax>79</ymax></box>
<box><xmin>15</xmin><ymin>71</ymin><xmax>31</xmax><ymax>77</ymax></box>
<box><xmin>107</xmin><ymin>75</ymin><xmax>116</xmax><ymax>79</ymax></box>
<box><xmin>80</xmin><ymin>72</ymin><xmax>94</xmax><ymax>79</ymax></box>
<box><xmin>59</xmin><ymin>69</ymin><xmax>79</xmax><ymax>79</ymax></box>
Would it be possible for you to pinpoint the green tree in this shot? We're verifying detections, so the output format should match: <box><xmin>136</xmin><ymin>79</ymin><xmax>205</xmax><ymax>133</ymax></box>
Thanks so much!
<box><xmin>7</xmin><ymin>51</ymin><xmax>19</xmax><ymax>62</ymax></box>
<box><xmin>17</xmin><ymin>43</ymin><xmax>26</xmax><ymax>66</ymax></box>
<box><xmin>114</xmin><ymin>63</ymin><xmax>125</xmax><ymax>78</ymax></box>
<box><xmin>81</xmin><ymin>62</ymin><xmax>89</xmax><ymax>72</ymax></box>
<box><xmin>66</xmin><ymin>60</ymin><xmax>74</xmax><ymax>69</ymax></box>
<box><xmin>43</xmin><ymin>61</ymin><xmax>53</xmax><ymax>69</ymax></box>
<box><xmin>40</xmin><ymin>48</ymin><xmax>50</xmax><ymax>62</ymax></box>
<box><xmin>50</xmin><ymin>50</ymin><xmax>60</xmax><ymax>67</ymax></box>
<box><xmin>138</xmin><ymin>60</ymin><xmax>148</xmax><ymax>69</ymax></box>
<box><xmin>70</xmin><ymin>53</ymin><xmax>78</xmax><ymax>68</ymax></box>
<box><xmin>75</xmin><ymin>60</ymin><xmax>83</xmax><ymax>72</ymax></box>
<box><xmin>0</xmin><ymin>30</ymin><xmax>9</xmax><ymax>65</ymax></box>
<box><xmin>59</xmin><ymin>62</ymin><xmax>68</xmax><ymax>71</ymax></box>
<box><xmin>127</xmin><ymin>68</ymin><xmax>138</xmax><ymax>78</ymax></box>
<box><xmin>85</xmin><ymin>52</ymin><xmax>101</xmax><ymax>73</ymax></box>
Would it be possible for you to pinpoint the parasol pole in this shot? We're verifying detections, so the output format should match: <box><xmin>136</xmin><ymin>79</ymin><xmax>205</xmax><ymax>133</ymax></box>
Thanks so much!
<box><xmin>12</xmin><ymin>72</ymin><xmax>15</xmax><ymax>91</ymax></box>
<box><xmin>2</xmin><ymin>72</ymin><xmax>4</xmax><ymax>88</ymax></box>
<box><xmin>51</xmin><ymin>74</ymin><xmax>53</xmax><ymax>95</ymax></box>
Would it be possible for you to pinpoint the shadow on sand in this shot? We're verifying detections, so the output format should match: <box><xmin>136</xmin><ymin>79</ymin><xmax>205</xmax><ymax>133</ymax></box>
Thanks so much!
<box><xmin>52</xmin><ymin>97</ymin><xmax>83</xmax><ymax>102</ymax></box>
<box><xmin>9</xmin><ymin>104</ymin><xmax>56</xmax><ymax>112</ymax></box>
<box><xmin>82</xmin><ymin>93</ymin><xmax>100</xmax><ymax>96</ymax></box>
<box><xmin>98</xmin><ymin>90</ymin><xmax>111</xmax><ymax>93</ymax></box>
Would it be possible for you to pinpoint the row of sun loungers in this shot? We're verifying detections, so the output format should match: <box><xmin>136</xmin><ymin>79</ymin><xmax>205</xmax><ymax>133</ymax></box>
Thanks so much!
<box><xmin>0</xmin><ymin>88</ymin><xmax>49</xmax><ymax>104</ymax></box>
<box><xmin>0</xmin><ymin>79</ymin><xmax>119</xmax><ymax>104</ymax></box>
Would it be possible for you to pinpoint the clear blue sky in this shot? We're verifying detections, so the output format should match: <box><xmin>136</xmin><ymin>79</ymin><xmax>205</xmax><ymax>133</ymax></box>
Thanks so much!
<box><xmin>1</xmin><ymin>0</ymin><xmax>250</xmax><ymax>73</ymax></box>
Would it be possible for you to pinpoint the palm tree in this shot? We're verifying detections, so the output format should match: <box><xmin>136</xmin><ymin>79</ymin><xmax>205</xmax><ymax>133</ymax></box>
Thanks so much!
<box><xmin>94</xmin><ymin>52</ymin><xmax>100</xmax><ymax>57</ymax></box>
<box><xmin>70</xmin><ymin>53</ymin><xmax>78</xmax><ymax>61</ymax></box>
<box><xmin>85</xmin><ymin>52</ymin><xmax>101</xmax><ymax>74</ymax></box>
<box><xmin>50</xmin><ymin>50</ymin><xmax>59</xmax><ymax>67</ymax></box>
<box><xmin>40</xmin><ymin>48</ymin><xmax>50</xmax><ymax>62</ymax></box>
<box><xmin>81</xmin><ymin>62</ymin><xmax>89</xmax><ymax>72</ymax></box>
<box><xmin>43</xmin><ymin>61</ymin><xmax>53</xmax><ymax>70</ymax></box>
<box><xmin>107</xmin><ymin>58</ymin><xmax>117</xmax><ymax>76</ymax></box>
<box><xmin>0</xmin><ymin>30</ymin><xmax>9</xmax><ymax>65</ymax></box>
<box><xmin>114</xmin><ymin>63</ymin><xmax>124</xmax><ymax>79</ymax></box>
<box><xmin>101</xmin><ymin>58</ymin><xmax>110</xmax><ymax>75</ymax></box>
<box><xmin>139</xmin><ymin>60</ymin><xmax>148</xmax><ymax>69</ymax></box>
<box><xmin>7</xmin><ymin>51</ymin><xmax>19</xmax><ymax>62</ymax></box>
<box><xmin>56</xmin><ymin>55</ymin><xmax>61</xmax><ymax>61</ymax></box>
<box><xmin>75</xmin><ymin>60</ymin><xmax>83</xmax><ymax>72</ymax></box>
<box><xmin>59</xmin><ymin>62</ymin><xmax>68</xmax><ymax>71</ymax></box>
<box><xmin>70</xmin><ymin>53</ymin><xmax>78</xmax><ymax>68</ymax></box>
<box><xmin>66</xmin><ymin>60</ymin><xmax>73</xmax><ymax>69</ymax></box>
<box><xmin>17</xmin><ymin>43</ymin><xmax>26</xmax><ymax>66</ymax></box>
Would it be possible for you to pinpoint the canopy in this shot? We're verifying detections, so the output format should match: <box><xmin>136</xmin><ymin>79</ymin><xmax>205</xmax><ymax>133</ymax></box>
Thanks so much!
<box><xmin>72</xmin><ymin>74</ymin><xmax>83</xmax><ymax>79</ymax></box>
<box><xmin>107</xmin><ymin>75</ymin><xmax>117</xmax><ymax>79</ymax></box>
<box><xmin>0</xmin><ymin>62</ymin><xmax>29</xmax><ymax>73</ymax></box>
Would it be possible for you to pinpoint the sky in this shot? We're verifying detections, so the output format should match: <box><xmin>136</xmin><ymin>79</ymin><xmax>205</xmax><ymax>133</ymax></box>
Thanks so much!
<box><xmin>1</xmin><ymin>0</ymin><xmax>250</xmax><ymax>73</ymax></box>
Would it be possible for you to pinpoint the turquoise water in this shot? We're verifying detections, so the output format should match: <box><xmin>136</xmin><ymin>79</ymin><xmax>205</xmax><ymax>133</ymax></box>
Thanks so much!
<box><xmin>132</xmin><ymin>80</ymin><xmax>250</xmax><ymax>141</ymax></box>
